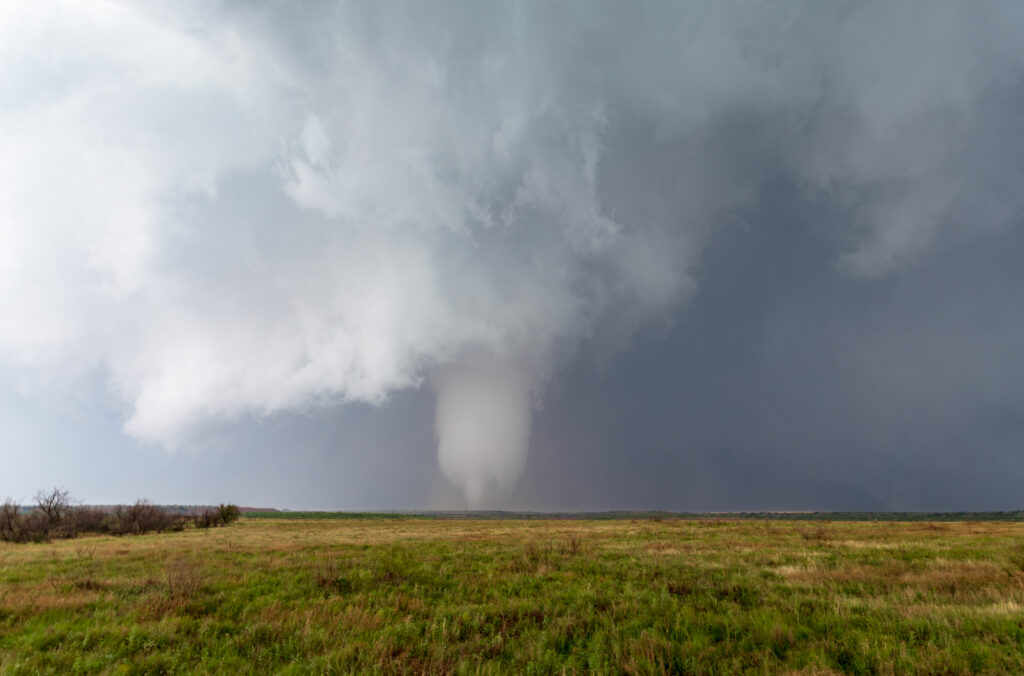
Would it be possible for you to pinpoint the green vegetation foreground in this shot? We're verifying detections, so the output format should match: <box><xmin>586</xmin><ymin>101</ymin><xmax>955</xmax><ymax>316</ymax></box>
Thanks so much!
<box><xmin>2</xmin><ymin>518</ymin><xmax>1024</xmax><ymax>674</ymax></box>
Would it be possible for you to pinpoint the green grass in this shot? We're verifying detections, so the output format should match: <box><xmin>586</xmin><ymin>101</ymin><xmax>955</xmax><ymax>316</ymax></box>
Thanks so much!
<box><xmin>2</xmin><ymin>518</ymin><xmax>1024</xmax><ymax>673</ymax></box>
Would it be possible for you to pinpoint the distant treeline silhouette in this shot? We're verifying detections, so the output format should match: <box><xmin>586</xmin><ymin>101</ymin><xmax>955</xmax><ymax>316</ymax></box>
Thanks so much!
<box><xmin>0</xmin><ymin>489</ymin><xmax>240</xmax><ymax>543</ymax></box>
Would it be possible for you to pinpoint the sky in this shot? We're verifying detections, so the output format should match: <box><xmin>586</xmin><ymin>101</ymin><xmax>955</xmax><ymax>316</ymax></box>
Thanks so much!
<box><xmin>1</xmin><ymin>1</ymin><xmax>1023</xmax><ymax>510</ymax></box>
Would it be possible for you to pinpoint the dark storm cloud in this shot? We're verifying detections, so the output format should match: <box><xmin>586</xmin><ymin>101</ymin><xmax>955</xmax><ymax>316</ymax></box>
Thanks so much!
<box><xmin>521</xmin><ymin>178</ymin><xmax>1024</xmax><ymax>511</ymax></box>
<box><xmin>0</xmin><ymin>1</ymin><xmax>1022</xmax><ymax>507</ymax></box>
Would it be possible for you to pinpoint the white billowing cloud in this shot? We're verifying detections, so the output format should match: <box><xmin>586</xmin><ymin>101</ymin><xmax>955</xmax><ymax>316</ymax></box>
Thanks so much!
<box><xmin>1</xmin><ymin>1</ymin><xmax>1022</xmax><ymax>502</ymax></box>
<box><xmin>0</xmin><ymin>0</ymin><xmax>289</xmax><ymax>369</ymax></box>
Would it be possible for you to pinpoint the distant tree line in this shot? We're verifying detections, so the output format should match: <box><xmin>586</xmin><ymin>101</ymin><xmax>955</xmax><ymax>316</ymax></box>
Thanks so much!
<box><xmin>0</xmin><ymin>488</ymin><xmax>240</xmax><ymax>543</ymax></box>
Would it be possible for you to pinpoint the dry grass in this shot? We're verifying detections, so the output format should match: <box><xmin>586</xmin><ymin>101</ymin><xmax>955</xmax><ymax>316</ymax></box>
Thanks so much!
<box><xmin>164</xmin><ymin>557</ymin><xmax>204</xmax><ymax>601</ymax></box>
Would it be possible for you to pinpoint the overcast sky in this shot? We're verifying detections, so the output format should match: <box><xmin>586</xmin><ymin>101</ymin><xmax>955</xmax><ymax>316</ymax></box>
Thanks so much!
<box><xmin>1</xmin><ymin>1</ymin><xmax>1023</xmax><ymax>510</ymax></box>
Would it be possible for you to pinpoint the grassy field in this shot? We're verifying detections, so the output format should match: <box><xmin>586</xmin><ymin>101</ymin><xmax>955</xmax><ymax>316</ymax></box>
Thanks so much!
<box><xmin>242</xmin><ymin>510</ymin><xmax>1024</xmax><ymax>522</ymax></box>
<box><xmin>2</xmin><ymin>518</ymin><xmax>1024</xmax><ymax>674</ymax></box>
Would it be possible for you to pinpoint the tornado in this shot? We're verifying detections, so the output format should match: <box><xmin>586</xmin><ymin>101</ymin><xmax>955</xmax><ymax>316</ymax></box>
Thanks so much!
<box><xmin>433</xmin><ymin>355</ymin><xmax>535</xmax><ymax>508</ymax></box>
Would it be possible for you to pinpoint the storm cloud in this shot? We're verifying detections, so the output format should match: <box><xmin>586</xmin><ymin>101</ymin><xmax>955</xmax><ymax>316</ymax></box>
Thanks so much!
<box><xmin>1</xmin><ymin>1</ymin><xmax>1022</xmax><ymax>507</ymax></box>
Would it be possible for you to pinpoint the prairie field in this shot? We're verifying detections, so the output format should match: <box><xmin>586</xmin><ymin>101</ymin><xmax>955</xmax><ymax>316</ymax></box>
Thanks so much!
<box><xmin>2</xmin><ymin>517</ymin><xmax>1024</xmax><ymax>674</ymax></box>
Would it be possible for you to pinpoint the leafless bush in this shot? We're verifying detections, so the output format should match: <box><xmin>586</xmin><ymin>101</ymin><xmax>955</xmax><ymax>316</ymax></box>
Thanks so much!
<box><xmin>169</xmin><ymin>514</ymin><xmax>191</xmax><ymax>532</ymax></box>
<box><xmin>66</xmin><ymin>507</ymin><xmax>108</xmax><ymax>536</ymax></box>
<box><xmin>20</xmin><ymin>509</ymin><xmax>51</xmax><ymax>543</ymax></box>
<box><xmin>2</xmin><ymin>490</ymin><xmax>77</xmax><ymax>542</ymax></box>
<box><xmin>0</xmin><ymin>490</ymin><xmax>241</xmax><ymax>543</ymax></box>
<box><xmin>107</xmin><ymin>500</ymin><xmax>176</xmax><ymax>535</ymax></box>
<box><xmin>194</xmin><ymin>508</ymin><xmax>221</xmax><ymax>529</ymax></box>
<box><xmin>132</xmin><ymin>500</ymin><xmax>173</xmax><ymax>534</ymax></box>
<box><xmin>35</xmin><ymin>488</ymin><xmax>70</xmax><ymax>538</ymax></box>
<box><xmin>194</xmin><ymin>506</ymin><xmax>240</xmax><ymax>529</ymax></box>
<box><xmin>0</xmin><ymin>499</ymin><xmax>24</xmax><ymax>542</ymax></box>
<box><xmin>105</xmin><ymin>505</ymin><xmax>129</xmax><ymax>535</ymax></box>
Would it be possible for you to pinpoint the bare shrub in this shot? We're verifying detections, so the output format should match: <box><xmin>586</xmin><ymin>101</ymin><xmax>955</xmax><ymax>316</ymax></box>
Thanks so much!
<box><xmin>194</xmin><ymin>508</ymin><xmax>222</xmax><ymax>529</ymax></box>
<box><xmin>2</xmin><ymin>490</ymin><xmax>92</xmax><ymax>542</ymax></box>
<box><xmin>169</xmin><ymin>514</ymin><xmax>191</xmax><ymax>532</ymax></box>
<box><xmin>194</xmin><ymin>504</ymin><xmax>240</xmax><ymax>528</ymax></box>
<box><xmin>66</xmin><ymin>507</ymin><xmax>108</xmax><ymax>536</ymax></box>
<box><xmin>1</xmin><ymin>491</ymin><xmax>240</xmax><ymax>543</ymax></box>
<box><xmin>108</xmin><ymin>500</ymin><xmax>173</xmax><ymax>535</ymax></box>
<box><xmin>132</xmin><ymin>500</ymin><xmax>173</xmax><ymax>534</ymax></box>
<box><xmin>0</xmin><ymin>502</ymin><xmax>45</xmax><ymax>543</ymax></box>
<box><xmin>105</xmin><ymin>505</ymin><xmax>129</xmax><ymax>535</ymax></box>
<box><xmin>6</xmin><ymin>492</ymin><xmax>100</xmax><ymax>541</ymax></box>
<box><xmin>0</xmin><ymin>499</ymin><xmax>24</xmax><ymax>542</ymax></box>
<box><xmin>20</xmin><ymin>509</ymin><xmax>50</xmax><ymax>543</ymax></box>
<box><xmin>36</xmin><ymin>488</ymin><xmax>69</xmax><ymax>525</ymax></box>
